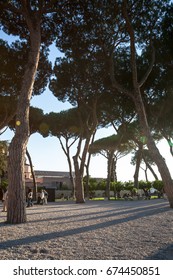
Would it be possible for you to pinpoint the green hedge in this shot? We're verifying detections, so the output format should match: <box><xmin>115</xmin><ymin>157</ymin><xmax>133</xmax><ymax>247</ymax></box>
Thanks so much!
<box><xmin>84</xmin><ymin>177</ymin><xmax>163</xmax><ymax>192</ymax></box>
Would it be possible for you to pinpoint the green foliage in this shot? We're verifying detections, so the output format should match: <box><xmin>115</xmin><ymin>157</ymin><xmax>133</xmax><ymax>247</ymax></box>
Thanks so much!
<box><xmin>111</xmin><ymin>181</ymin><xmax>124</xmax><ymax>192</ymax></box>
<box><xmin>96</xmin><ymin>180</ymin><xmax>107</xmax><ymax>191</ymax></box>
<box><xmin>152</xmin><ymin>180</ymin><xmax>164</xmax><ymax>191</ymax></box>
<box><xmin>0</xmin><ymin>178</ymin><xmax>8</xmax><ymax>190</ymax></box>
<box><xmin>124</xmin><ymin>181</ymin><xmax>134</xmax><ymax>191</ymax></box>
<box><xmin>42</xmin><ymin>108</ymin><xmax>81</xmax><ymax>138</ymax></box>
<box><xmin>83</xmin><ymin>177</ymin><xmax>164</xmax><ymax>198</ymax></box>
<box><xmin>138</xmin><ymin>180</ymin><xmax>152</xmax><ymax>190</ymax></box>
<box><xmin>90</xmin><ymin>133</ymin><xmax>133</xmax><ymax>155</ymax></box>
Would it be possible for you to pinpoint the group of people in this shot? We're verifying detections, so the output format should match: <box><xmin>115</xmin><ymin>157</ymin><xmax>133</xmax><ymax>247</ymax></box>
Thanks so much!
<box><xmin>1</xmin><ymin>188</ymin><xmax>49</xmax><ymax>211</ymax></box>
<box><xmin>36</xmin><ymin>189</ymin><xmax>48</xmax><ymax>205</ymax></box>
<box><xmin>2</xmin><ymin>189</ymin><xmax>48</xmax><ymax>212</ymax></box>
<box><xmin>27</xmin><ymin>188</ymin><xmax>48</xmax><ymax>207</ymax></box>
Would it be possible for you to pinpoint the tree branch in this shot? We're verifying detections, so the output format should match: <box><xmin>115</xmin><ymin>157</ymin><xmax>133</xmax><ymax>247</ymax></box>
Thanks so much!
<box><xmin>108</xmin><ymin>52</ymin><xmax>134</xmax><ymax>100</ymax></box>
<box><xmin>0</xmin><ymin>3</ymin><xmax>22</xmax><ymax>14</ymax></box>
<box><xmin>122</xmin><ymin>0</ymin><xmax>138</xmax><ymax>90</ymax></box>
<box><xmin>139</xmin><ymin>41</ymin><xmax>155</xmax><ymax>87</ymax></box>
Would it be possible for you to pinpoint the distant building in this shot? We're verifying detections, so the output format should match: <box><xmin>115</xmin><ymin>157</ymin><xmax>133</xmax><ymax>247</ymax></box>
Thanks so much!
<box><xmin>24</xmin><ymin>164</ymin><xmax>73</xmax><ymax>190</ymax></box>
<box><xmin>34</xmin><ymin>170</ymin><xmax>73</xmax><ymax>190</ymax></box>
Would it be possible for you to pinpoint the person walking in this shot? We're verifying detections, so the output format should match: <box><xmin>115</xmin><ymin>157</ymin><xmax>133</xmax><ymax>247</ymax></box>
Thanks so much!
<box><xmin>43</xmin><ymin>189</ymin><xmax>48</xmax><ymax>204</ymax></box>
<box><xmin>40</xmin><ymin>189</ymin><xmax>45</xmax><ymax>205</ymax></box>
<box><xmin>27</xmin><ymin>189</ymin><xmax>33</xmax><ymax>207</ymax></box>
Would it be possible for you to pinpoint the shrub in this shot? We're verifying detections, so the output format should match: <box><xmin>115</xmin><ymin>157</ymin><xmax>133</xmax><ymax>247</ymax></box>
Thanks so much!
<box><xmin>152</xmin><ymin>180</ymin><xmax>164</xmax><ymax>192</ymax></box>
<box><xmin>138</xmin><ymin>180</ymin><xmax>152</xmax><ymax>190</ymax></box>
<box><xmin>124</xmin><ymin>181</ymin><xmax>134</xmax><ymax>191</ymax></box>
<box><xmin>0</xmin><ymin>178</ymin><xmax>8</xmax><ymax>190</ymax></box>
<box><xmin>96</xmin><ymin>180</ymin><xmax>106</xmax><ymax>191</ymax></box>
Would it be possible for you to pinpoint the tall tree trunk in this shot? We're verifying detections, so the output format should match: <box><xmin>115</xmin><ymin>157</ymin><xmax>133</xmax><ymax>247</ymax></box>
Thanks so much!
<box><xmin>111</xmin><ymin>156</ymin><xmax>117</xmax><ymax>182</ymax></box>
<box><xmin>73</xmin><ymin>135</ymin><xmax>94</xmax><ymax>203</ymax></box>
<box><xmin>133</xmin><ymin>143</ymin><xmax>143</xmax><ymax>189</ymax></box>
<box><xmin>73</xmin><ymin>154</ymin><xmax>85</xmax><ymax>203</ymax></box>
<box><xmin>59</xmin><ymin>137</ymin><xmax>76</xmax><ymax>198</ymax></box>
<box><xmin>73</xmin><ymin>137</ymin><xmax>85</xmax><ymax>203</ymax></box>
<box><xmin>7</xmin><ymin>28</ymin><xmax>41</xmax><ymax>223</ymax></box>
<box><xmin>106</xmin><ymin>151</ymin><xmax>114</xmax><ymax>200</ymax></box>
<box><xmin>135</xmin><ymin>93</ymin><xmax>173</xmax><ymax>207</ymax></box>
<box><xmin>73</xmin><ymin>99</ymin><xmax>98</xmax><ymax>203</ymax></box>
<box><xmin>144</xmin><ymin>166</ymin><xmax>148</xmax><ymax>182</ymax></box>
<box><xmin>85</xmin><ymin>131</ymin><xmax>96</xmax><ymax>198</ymax></box>
<box><xmin>122</xmin><ymin>0</ymin><xmax>173</xmax><ymax>207</ymax></box>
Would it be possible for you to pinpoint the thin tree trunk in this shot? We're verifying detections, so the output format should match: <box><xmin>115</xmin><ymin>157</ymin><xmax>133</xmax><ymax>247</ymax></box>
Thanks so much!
<box><xmin>73</xmin><ymin>137</ymin><xmax>85</xmax><ymax>203</ymax></box>
<box><xmin>135</xmin><ymin>93</ymin><xmax>173</xmax><ymax>207</ymax></box>
<box><xmin>59</xmin><ymin>137</ymin><xmax>76</xmax><ymax>198</ymax></box>
<box><xmin>26</xmin><ymin>148</ymin><xmax>37</xmax><ymax>200</ymax></box>
<box><xmin>73</xmin><ymin>134</ymin><xmax>94</xmax><ymax>203</ymax></box>
<box><xmin>133</xmin><ymin>143</ymin><xmax>143</xmax><ymax>189</ymax></box>
<box><xmin>73</xmin><ymin>99</ymin><xmax>98</xmax><ymax>203</ymax></box>
<box><xmin>106</xmin><ymin>151</ymin><xmax>114</xmax><ymax>200</ymax></box>
<box><xmin>7</xmin><ymin>27</ymin><xmax>41</xmax><ymax>223</ymax></box>
<box><xmin>144</xmin><ymin>166</ymin><xmax>148</xmax><ymax>182</ymax></box>
<box><xmin>143</xmin><ymin>157</ymin><xmax>159</xmax><ymax>180</ymax></box>
<box><xmin>73</xmin><ymin>154</ymin><xmax>85</xmax><ymax>203</ymax></box>
<box><xmin>84</xmin><ymin>131</ymin><xmax>96</xmax><ymax>198</ymax></box>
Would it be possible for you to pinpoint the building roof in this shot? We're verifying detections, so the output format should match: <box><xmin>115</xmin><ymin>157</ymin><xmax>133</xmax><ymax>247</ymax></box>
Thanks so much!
<box><xmin>35</xmin><ymin>170</ymin><xmax>73</xmax><ymax>178</ymax></box>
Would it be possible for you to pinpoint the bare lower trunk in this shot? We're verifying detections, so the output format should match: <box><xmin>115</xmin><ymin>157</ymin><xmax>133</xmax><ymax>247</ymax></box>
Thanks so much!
<box><xmin>73</xmin><ymin>135</ymin><xmax>94</xmax><ymax>203</ymax></box>
<box><xmin>133</xmin><ymin>143</ymin><xmax>143</xmax><ymax>189</ymax></box>
<box><xmin>106</xmin><ymin>151</ymin><xmax>114</xmax><ymax>200</ymax></box>
<box><xmin>85</xmin><ymin>132</ymin><xmax>96</xmax><ymax>198</ymax></box>
<box><xmin>59</xmin><ymin>137</ymin><xmax>76</xmax><ymax>198</ymax></box>
<box><xmin>7</xmin><ymin>29</ymin><xmax>41</xmax><ymax>223</ymax></box>
<box><xmin>7</xmin><ymin>136</ymin><xmax>27</xmax><ymax>223</ymax></box>
<box><xmin>73</xmin><ymin>155</ymin><xmax>85</xmax><ymax>203</ymax></box>
<box><xmin>111</xmin><ymin>156</ymin><xmax>117</xmax><ymax>182</ymax></box>
<box><xmin>85</xmin><ymin>164</ymin><xmax>90</xmax><ymax>198</ymax></box>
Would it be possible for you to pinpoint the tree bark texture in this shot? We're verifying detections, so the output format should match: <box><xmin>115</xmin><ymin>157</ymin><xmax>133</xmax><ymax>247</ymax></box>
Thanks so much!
<box><xmin>106</xmin><ymin>151</ymin><xmax>114</xmax><ymax>200</ymax></box>
<box><xmin>7</xmin><ymin>27</ymin><xmax>41</xmax><ymax>223</ymax></box>
<box><xmin>73</xmin><ymin>154</ymin><xmax>85</xmax><ymax>203</ymax></box>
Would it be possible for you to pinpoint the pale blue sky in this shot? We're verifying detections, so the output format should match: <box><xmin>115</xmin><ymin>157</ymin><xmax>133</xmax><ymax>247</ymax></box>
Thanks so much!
<box><xmin>0</xmin><ymin>30</ymin><xmax>172</xmax><ymax>181</ymax></box>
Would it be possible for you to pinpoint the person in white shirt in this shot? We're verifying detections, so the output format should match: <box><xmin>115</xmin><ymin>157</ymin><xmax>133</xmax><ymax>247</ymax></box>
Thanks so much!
<box><xmin>40</xmin><ymin>189</ymin><xmax>45</xmax><ymax>205</ymax></box>
<box><xmin>43</xmin><ymin>190</ymin><xmax>48</xmax><ymax>204</ymax></box>
<box><xmin>27</xmin><ymin>189</ymin><xmax>33</xmax><ymax>207</ymax></box>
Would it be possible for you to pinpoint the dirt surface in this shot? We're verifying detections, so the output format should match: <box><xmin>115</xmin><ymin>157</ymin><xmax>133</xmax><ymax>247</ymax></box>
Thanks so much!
<box><xmin>0</xmin><ymin>199</ymin><xmax>173</xmax><ymax>260</ymax></box>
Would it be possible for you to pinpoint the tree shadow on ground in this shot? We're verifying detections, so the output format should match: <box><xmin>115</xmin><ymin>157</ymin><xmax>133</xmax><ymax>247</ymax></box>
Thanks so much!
<box><xmin>26</xmin><ymin>200</ymin><xmax>170</xmax><ymax>225</ymax></box>
<box><xmin>145</xmin><ymin>243</ymin><xmax>173</xmax><ymax>260</ymax></box>
<box><xmin>0</xmin><ymin>202</ymin><xmax>171</xmax><ymax>250</ymax></box>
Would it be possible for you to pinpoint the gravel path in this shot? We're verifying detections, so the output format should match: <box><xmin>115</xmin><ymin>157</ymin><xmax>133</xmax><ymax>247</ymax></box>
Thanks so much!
<box><xmin>0</xmin><ymin>199</ymin><xmax>173</xmax><ymax>260</ymax></box>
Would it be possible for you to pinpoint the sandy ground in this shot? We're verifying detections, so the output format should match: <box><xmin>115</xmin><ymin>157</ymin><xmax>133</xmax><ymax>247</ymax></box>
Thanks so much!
<box><xmin>0</xmin><ymin>199</ymin><xmax>173</xmax><ymax>260</ymax></box>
